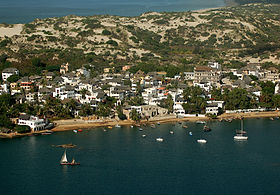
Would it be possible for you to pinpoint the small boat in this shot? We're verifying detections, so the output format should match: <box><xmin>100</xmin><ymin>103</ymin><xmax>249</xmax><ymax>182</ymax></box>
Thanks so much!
<box><xmin>136</xmin><ymin>124</ymin><xmax>141</xmax><ymax>127</ymax></box>
<box><xmin>234</xmin><ymin>118</ymin><xmax>248</xmax><ymax>140</ymax></box>
<box><xmin>156</xmin><ymin>138</ymin><xmax>164</xmax><ymax>142</ymax></box>
<box><xmin>130</xmin><ymin>125</ymin><xmax>134</xmax><ymax>128</ymax></box>
<box><xmin>157</xmin><ymin>122</ymin><xmax>160</xmax><ymax>125</ymax></box>
<box><xmin>203</xmin><ymin>125</ymin><xmax>211</xmax><ymax>132</ymax></box>
<box><xmin>178</xmin><ymin>122</ymin><xmax>182</xmax><ymax>124</ymax></box>
<box><xmin>115</xmin><ymin>124</ymin><xmax>121</xmax><ymax>128</ymax></box>
<box><xmin>60</xmin><ymin>150</ymin><xmax>80</xmax><ymax>166</ymax></box>
<box><xmin>103</xmin><ymin>128</ymin><xmax>107</xmax><ymax>132</ymax></box>
<box><xmin>196</xmin><ymin>121</ymin><xmax>206</xmax><ymax>124</ymax></box>
<box><xmin>108</xmin><ymin>126</ymin><xmax>113</xmax><ymax>129</ymax></box>
<box><xmin>70</xmin><ymin>158</ymin><xmax>80</xmax><ymax>166</ymax></box>
<box><xmin>197</xmin><ymin>139</ymin><xmax>207</xmax><ymax>143</ymax></box>
<box><xmin>142</xmin><ymin>134</ymin><xmax>146</xmax><ymax>138</ymax></box>
<box><xmin>189</xmin><ymin>132</ymin><xmax>192</xmax><ymax>136</ymax></box>
<box><xmin>151</xmin><ymin>124</ymin><xmax>156</xmax><ymax>128</ymax></box>
<box><xmin>270</xmin><ymin>117</ymin><xmax>274</xmax><ymax>121</ymax></box>
<box><xmin>183</xmin><ymin>125</ymin><xmax>188</xmax><ymax>128</ymax></box>
<box><xmin>139</xmin><ymin>128</ymin><xmax>143</xmax><ymax>131</ymax></box>
<box><xmin>78</xmin><ymin>129</ymin><xmax>83</xmax><ymax>132</ymax></box>
<box><xmin>41</xmin><ymin>130</ymin><xmax>53</xmax><ymax>135</ymax></box>
<box><xmin>170</xmin><ymin>131</ymin><xmax>174</xmax><ymax>134</ymax></box>
<box><xmin>73</xmin><ymin>130</ymin><xmax>78</xmax><ymax>133</ymax></box>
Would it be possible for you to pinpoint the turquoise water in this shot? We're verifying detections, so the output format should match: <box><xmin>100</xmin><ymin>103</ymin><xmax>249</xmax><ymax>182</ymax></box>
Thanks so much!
<box><xmin>1</xmin><ymin>118</ymin><xmax>280</xmax><ymax>194</ymax></box>
<box><xmin>0</xmin><ymin>0</ymin><xmax>225</xmax><ymax>24</ymax></box>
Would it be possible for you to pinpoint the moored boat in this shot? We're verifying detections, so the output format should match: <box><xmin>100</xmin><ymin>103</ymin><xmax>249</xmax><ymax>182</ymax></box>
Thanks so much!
<box><xmin>203</xmin><ymin>125</ymin><xmax>211</xmax><ymax>132</ymax></box>
<box><xmin>196</xmin><ymin>121</ymin><xmax>206</xmax><ymax>124</ymax></box>
<box><xmin>156</xmin><ymin>138</ymin><xmax>163</xmax><ymax>142</ymax></box>
<box><xmin>234</xmin><ymin>118</ymin><xmax>248</xmax><ymax>141</ymax></box>
<box><xmin>197</xmin><ymin>139</ymin><xmax>207</xmax><ymax>143</ymax></box>
<box><xmin>73</xmin><ymin>130</ymin><xmax>78</xmax><ymax>133</ymax></box>
<box><xmin>115</xmin><ymin>124</ymin><xmax>121</xmax><ymax>128</ymax></box>
<box><xmin>41</xmin><ymin>130</ymin><xmax>53</xmax><ymax>135</ymax></box>
<box><xmin>170</xmin><ymin>131</ymin><xmax>174</xmax><ymax>134</ymax></box>
<box><xmin>189</xmin><ymin>132</ymin><xmax>192</xmax><ymax>136</ymax></box>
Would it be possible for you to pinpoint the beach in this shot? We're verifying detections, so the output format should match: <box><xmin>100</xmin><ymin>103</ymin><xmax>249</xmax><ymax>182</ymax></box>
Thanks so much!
<box><xmin>51</xmin><ymin>111</ymin><xmax>280</xmax><ymax>132</ymax></box>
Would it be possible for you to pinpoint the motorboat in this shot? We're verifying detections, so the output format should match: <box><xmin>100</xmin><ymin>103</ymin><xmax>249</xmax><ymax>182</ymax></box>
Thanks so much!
<box><xmin>139</xmin><ymin>128</ymin><xmax>143</xmax><ymax>131</ymax></box>
<box><xmin>115</xmin><ymin>124</ymin><xmax>121</xmax><ymax>128</ymax></box>
<box><xmin>170</xmin><ymin>131</ymin><xmax>174</xmax><ymax>134</ymax></box>
<box><xmin>78</xmin><ymin>129</ymin><xmax>83</xmax><ymax>132</ymax></box>
<box><xmin>73</xmin><ymin>130</ymin><xmax>78</xmax><ymax>133</ymax></box>
<box><xmin>196</xmin><ymin>121</ymin><xmax>206</xmax><ymax>124</ymax></box>
<box><xmin>197</xmin><ymin>139</ymin><xmax>207</xmax><ymax>143</ymax></box>
<box><xmin>189</xmin><ymin>132</ymin><xmax>192</xmax><ymax>136</ymax></box>
<box><xmin>131</xmin><ymin>125</ymin><xmax>134</xmax><ymax>128</ymax></box>
<box><xmin>156</xmin><ymin>138</ymin><xmax>164</xmax><ymax>142</ymax></box>
<box><xmin>142</xmin><ymin>134</ymin><xmax>146</xmax><ymax>138</ymax></box>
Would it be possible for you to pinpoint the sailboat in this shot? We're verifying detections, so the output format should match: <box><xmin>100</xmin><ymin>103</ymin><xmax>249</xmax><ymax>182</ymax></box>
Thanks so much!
<box><xmin>234</xmin><ymin>118</ymin><xmax>248</xmax><ymax>140</ymax></box>
<box><xmin>60</xmin><ymin>150</ymin><xmax>80</xmax><ymax>165</ymax></box>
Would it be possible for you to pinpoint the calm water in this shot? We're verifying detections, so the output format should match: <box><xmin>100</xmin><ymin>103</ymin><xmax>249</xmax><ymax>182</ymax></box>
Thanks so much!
<box><xmin>0</xmin><ymin>0</ymin><xmax>225</xmax><ymax>24</ymax></box>
<box><xmin>0</xmin><ymin>118</ymin><xmax>280</xmax><ymax>194</ymax></box>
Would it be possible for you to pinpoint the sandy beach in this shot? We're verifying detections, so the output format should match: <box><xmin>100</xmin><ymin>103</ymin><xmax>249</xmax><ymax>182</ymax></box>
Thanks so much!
<box><xmin>51</xmin><ymin>111</ymin><xmax>280</xmax><ymax>132</ymax></box>
<box><xmin>1</xmin><ymin>111</ymin><xmax>279</xmax><ymax>139</ymax></box>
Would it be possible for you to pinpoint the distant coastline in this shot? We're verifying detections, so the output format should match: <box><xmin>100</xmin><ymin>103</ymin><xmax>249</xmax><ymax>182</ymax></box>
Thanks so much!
<box><xmin>0</xmin><ymin>0</ymin><xmax>226</xmax><ymax>24</ymax></box>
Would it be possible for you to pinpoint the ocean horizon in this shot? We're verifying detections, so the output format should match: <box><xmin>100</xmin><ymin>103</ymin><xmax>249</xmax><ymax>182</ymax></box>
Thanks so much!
<box><xmin>0</xmin><ymin>0</ymin><xmax>225</xmax><ymax>24</ymax></box>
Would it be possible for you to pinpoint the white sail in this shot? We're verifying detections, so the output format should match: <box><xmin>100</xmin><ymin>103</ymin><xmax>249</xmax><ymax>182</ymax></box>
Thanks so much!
<box><xmin>60</xmin><ymin>150</ymin><xmax>68</xmax><ymax>163</ymax></box>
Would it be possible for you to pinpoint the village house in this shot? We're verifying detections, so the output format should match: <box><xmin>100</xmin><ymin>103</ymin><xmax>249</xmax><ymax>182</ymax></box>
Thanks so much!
<box><xmin>1</xmin><ymin>68</ymin><xmax>19</xmax><ymax>81</ymax></box>
<box><xmin>193</xmin><ymin>66</ymin><xmax>221</xmax><ymax>86</ymax></box>
<box><xmin>205</xmin><ymin>101</ymin><xmax>224</xmax><ymax>115</ymax></box>
<box><xmin>18</xmin><ymin>114</ymin><xmax>46</xmax><ymax>131</ymax></box>
<box><xmin>60</xmin><ymin>62</ymin><xmax>69</xmax><ymax>74</ymax></box>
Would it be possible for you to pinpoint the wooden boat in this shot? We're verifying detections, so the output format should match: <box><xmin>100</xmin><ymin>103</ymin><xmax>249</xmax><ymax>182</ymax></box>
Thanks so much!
<box><xmin>203</xmin><ymin>125</ymin><xmax>211</xmax><ymax>132</ymax></box>
<box><xmin>151</xmin><ymin>124</ymin><xmax>156</xmax><ymax>128</ymax></box>
<box><xmin>41</xmin><ymin>130</ymin><xmax>53</xmax><ymax>135</ymax></box>
<box><xmin>60</xmin><ymin>150</ymin><xmax>80</xmax><ymax>166</ymax></box>
<box><xmin>78</xmin><ymin>129</ymin><xmax>83</xmax><ymax>132</ymax></box>
<box><xmin>182</xmin><ymin>125</ymin><xmax>188</xmax><ymax>128</ymax></box>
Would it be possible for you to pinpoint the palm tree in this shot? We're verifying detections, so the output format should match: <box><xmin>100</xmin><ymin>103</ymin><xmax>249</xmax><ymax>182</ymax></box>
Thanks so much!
<box><xmin>81</xmin><ymin>88</ymin><xmax>89</xmax><ymax>99</ymax></box>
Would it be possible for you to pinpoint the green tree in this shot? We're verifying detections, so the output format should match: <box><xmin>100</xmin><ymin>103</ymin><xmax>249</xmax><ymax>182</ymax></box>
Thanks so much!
<box><xmin>159</xmin><ymin>94</ymin><xmax>174</xmax><ymax>113</ymax></box>
<box><xmin>130</xmin><ymin>109</ymin><xmax>141</xmax><ymax>122</ymax></box>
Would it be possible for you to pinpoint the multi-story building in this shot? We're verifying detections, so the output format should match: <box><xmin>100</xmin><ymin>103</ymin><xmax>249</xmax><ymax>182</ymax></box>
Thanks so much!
<box><xmin>193</xmin><ymin>66</ymin><xmax>220</xmax><ymax>85</ymax></box>
<box><xmin>2</xmin><ymin>68</ymin><xmax>19</xmax><ymax>81</ymax></box>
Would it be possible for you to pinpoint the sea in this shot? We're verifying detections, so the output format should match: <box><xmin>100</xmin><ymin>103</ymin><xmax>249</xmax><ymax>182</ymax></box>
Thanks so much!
<box><xmin>1</xmin><ymin>118</ymin><xmax>280</xmax><ymax>194</ymax></box>
<box><xmin>0</xmin><ymin>0</ymin><xmax>225</xmax><ymax>24</ymax></box>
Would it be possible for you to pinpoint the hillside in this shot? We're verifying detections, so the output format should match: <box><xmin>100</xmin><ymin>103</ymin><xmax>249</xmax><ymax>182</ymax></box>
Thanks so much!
<box><xmin>0</xmin><ymin>3</ymin><xmax>280</xmax><ymax>75</ymax></box>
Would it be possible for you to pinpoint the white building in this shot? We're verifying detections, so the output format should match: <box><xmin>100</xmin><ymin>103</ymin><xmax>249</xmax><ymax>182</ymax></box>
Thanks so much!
<box><xmin>18</xmin><ymin>114</ymin><xmax>46</xmax><ymax>131</ymax></box>
<box><xmin>2</xmin><ymin>68</ymin><xmax>19</xmax><ymax>81</ymax></box>
<box><xmin>205</xmin><ymin>101</ymin><xmax>224</xmax><ymax>115</ymax></box>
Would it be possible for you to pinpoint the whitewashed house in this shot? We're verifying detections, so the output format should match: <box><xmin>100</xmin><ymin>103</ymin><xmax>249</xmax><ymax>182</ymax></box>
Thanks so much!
<box><xmin>2</xmin><ymin>68</ymin><xmax>19</xmax><ymax>81</ymax></box>
<box><xmin>18</xmin><ymin>114</ymin><xmax>46</xmax><ymax>131</ymax></box>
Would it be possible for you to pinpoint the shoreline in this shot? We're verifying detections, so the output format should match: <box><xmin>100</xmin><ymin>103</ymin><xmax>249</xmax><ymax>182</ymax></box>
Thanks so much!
<box><xmin>52</xmin><ymin>111</ymin><xmax>280</xmax><ymax>132</ymax></box>
<box><xmin>1</xmin><ymin>111</ymin><xmax>279</xmax><ymax>139</ymax></box>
